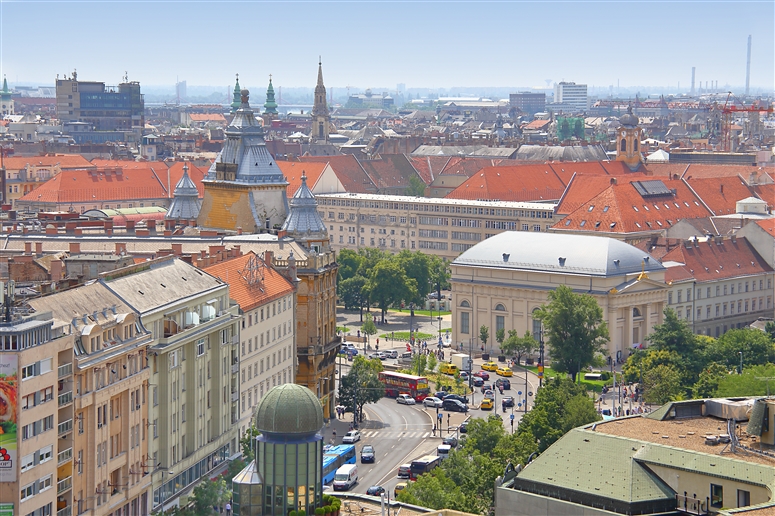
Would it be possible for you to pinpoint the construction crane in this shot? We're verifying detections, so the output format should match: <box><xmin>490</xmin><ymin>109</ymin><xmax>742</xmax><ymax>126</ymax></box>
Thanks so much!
<box><xmin>721</xmin><ymin>92</ymin><xmax>774</xmax><ymax>151</ymax></box>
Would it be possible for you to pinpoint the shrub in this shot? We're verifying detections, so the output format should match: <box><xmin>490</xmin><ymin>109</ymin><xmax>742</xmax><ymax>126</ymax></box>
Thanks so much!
<box><xmin>315</xmin><ymin>508</ymin><xmax>325</xmax><ymax>516</ymax></box>
<box><xmin>600</xmin><ymin>371</ymin><xmax>610</xmax><ymax>381</ymax></box>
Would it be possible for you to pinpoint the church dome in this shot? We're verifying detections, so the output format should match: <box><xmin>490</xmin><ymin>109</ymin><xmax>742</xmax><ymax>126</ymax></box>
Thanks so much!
<box><xmin>254</xmin><ymin>384</ymin><xmax>324</xmax><ymax>437</ymax></box>
<box><xmin>619</xmin><ymin>106</ymin><xmax>639</xmax><ymax>128</ymax></box>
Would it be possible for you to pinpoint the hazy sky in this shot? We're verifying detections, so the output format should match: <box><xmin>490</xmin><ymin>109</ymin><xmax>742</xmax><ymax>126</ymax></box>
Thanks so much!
<box><xmin>1</xmin><ymin>1</ymin><xmax>773</xmax><ymax>92</ymax></box>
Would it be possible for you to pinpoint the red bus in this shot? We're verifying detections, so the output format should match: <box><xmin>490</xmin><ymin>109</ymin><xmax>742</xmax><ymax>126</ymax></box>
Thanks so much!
<box><xmin>378</xmin><ymin>371</ymin><xmax>430</xmax><ymax>401</ymax></box>
<box><xmin>409</xmin><ymin>455</ymin><xmax>442</xmax><ymax>480</ymax></box>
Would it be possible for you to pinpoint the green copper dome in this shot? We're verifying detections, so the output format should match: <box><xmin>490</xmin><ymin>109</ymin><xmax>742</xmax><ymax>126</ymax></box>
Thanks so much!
<box><xmin>254</xmin><ymin>384</ymin><xmax>324</xmax><ymax>436</ymax></box>
<box><xmin>264</xmin><ymin>76</ymin><xmax>278</xmax><ymax>115</ymax></box>
<box><xmin>231</xmin><ymin>74</ymin><xmax>242</xmax><ymax>113</ymax></box>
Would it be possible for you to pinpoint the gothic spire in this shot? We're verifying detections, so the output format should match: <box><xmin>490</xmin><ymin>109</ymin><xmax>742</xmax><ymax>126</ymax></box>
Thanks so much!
<box><xmin>264</xmin><ymin>74</ymin><xmax>278</xmax><ymax>115</ymax></box>
<box><xmin>1</xmin><ymin>76</ymin><xmax>10</xmax><ymax>100</ymax></box>
<box><xmin>231</xmin><ymin>73</ymin><xmax>242</xmax><ymax>113</ymax></box>
<box><xmin>312</xmin><ymin>58</ymin><xmax>328</xmax><ymax>117</ymax></box>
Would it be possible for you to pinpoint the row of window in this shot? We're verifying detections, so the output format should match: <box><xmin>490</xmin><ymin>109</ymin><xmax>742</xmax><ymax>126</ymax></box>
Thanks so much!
<box><xmin>20</xmin><ymin>445</ymin><xmax>53</xmax><ymax>473</ymax></box>
<box><xmin>20</xmin><ymin>476</ymin><xmax>52</xmax><ymax>501</ymax></box>
<box><xmin>241</xmin><ymin>368</ymin><xmax>292</xmax><ymax>414</ymax></box>
<box><xmin>241</xmin><ymin>346</ymin><xmax>293</xmax><ymax>383</ymax></box>
<box><xmin>21</xmin><ymin>415</ymin><xmax>54</xmax><ymax>440</ymax></box>
<box><xmin>319</xmin><ymin>198</ymin><xmax>552</xmax><ymax>218</ymax></box>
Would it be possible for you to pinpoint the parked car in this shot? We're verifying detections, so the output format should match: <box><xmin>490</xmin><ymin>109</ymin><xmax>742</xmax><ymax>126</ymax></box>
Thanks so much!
<box><xmin>501</xmin><ymin>396</ymin><xmax>515</xmax><ymax>408</ymax></box>
<box><xmin>384</xmin><ymin>349</ymin><xmax>398</xmax><ymax>359</ymax></box>
<box><xmin>496</xmin><ymin>366</ymin><xmax>513</xmax><ymax>377</ymax></box>
<box><xmin>473</xmin><ymin>370</ymin><xmax>490</xmax><ymax>380</ymax></box>
<box><xmin>495</xmin><ymin>378</ymin><xmax>511</xmax><ymax>390</ymax></box>
<box><xmin>443</xmin><ymin>398</ymin><xmax>468</xmax><ymax>412</ymax></box>
<box><xmin>459</xmin><ymin>421</ymin><xmax>468</xmax><ymax>433</ymax></box>
<box><xmin>367</xmin><ymin>485</ymin><xmax>385</xmax><ymax>496</ymax></box>
<box><xmin>397</xmin><ymin>394</ymin><xmax>416</xmax><ymax>405</ymax></box>
<box><xmin>342</xmin><ymin>430</ymin><xmax>361</xmax><ymax>443</ymax></box>
<box><xmin>480</xmin><ymin>398</ymin><xmax>494</xmax><ymax>410</ymax></box>
<box><xmin>459</xmin><ymin>371</ymin><xmax>469</xmax><ymax>381</ymax></box>
<box><xmin>482</xmin><ymin>361</ymin><xmax>499</xmax><ymax>372</ymax></box>
<box><xmin>434</xmin><ymin>391</ymin><xmax>449</xmax><ymax>399</ymax></box>
<box><xmin>483</xmin><ymin>389</ymin><xmax>495</xmax><ymax>400</ymax></box>
<box><xmin>442</xmin><ymin>436</ymin><xmax>458</xmax><ymax>448</ymax></box>
<box><xmin>399</xmin><ymin>351</ymin><xmax>413</xmax><ymax>359</ymax></box>
<box><xmin>423</xmin><ymin>396</ymin><xmax>443</xmax><ymax>408</ymax></box>
<box><xmin>361</xmin><ymin>445</ymin><xmax>375</xmax><ymax>463</ymax></box>
<box><xmin>481</xmin><ymin>383</ymin><xmax>493</xmax><ymax>394</ymax></box>
<box><xmin>472</xmin><ymin>377</ymin><xmax>484</xmax><ymax>387</ymax></box>
<box><xmin>428</xmin><ymin>292</ymin><xmax>445</xmax><ymax>300</ymax></box>
<box><xmin>443</xmin><ymin>393</ymin><xmax>468</xmax><ymax>404</ymax></box>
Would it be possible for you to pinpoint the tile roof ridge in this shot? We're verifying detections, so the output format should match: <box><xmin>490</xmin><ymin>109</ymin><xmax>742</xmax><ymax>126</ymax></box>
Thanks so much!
<box><xmin>680</xmin><ymin>176</ymin><xmax>715</xmax><ymax>216</ymax></box>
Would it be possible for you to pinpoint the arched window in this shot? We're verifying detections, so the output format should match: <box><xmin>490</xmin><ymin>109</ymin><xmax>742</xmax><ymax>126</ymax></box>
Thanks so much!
<box><xmin>634</xmin><ymin>139</ymin><xmax>639</xmax><ymax>151</ymax></box>
<box><xmin>495</xmin><ymin>304</ymin><xmax>506</xmax><ymax>311</ymax></box>
<box><xmin>632</xmin><ymin>307</ymin><xmax>641</xmax><ymax>317</ymax></box>
<box><xmin>620</xmin><ymin>139</ymin><xmax>627</xmax><ymax>152</ymax></box>
<box><xmin>460</xmin><ymin>300</ymin><xmax>470</xmax><ymax>308</ymax></box>
<box><xmin>531</xmin><ymin>307</ymin><xmax>542</xmax><ymax>340</ymax></box>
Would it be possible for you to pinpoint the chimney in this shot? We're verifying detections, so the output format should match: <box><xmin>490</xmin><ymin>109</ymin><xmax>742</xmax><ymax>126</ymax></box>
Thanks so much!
<box><xmin>24</xmin><ymin>242</ymin><xmax>32</xmax><ymax>255</ymax></box>
<box><xmin>74</xmin><ymin>228</ymin><xmax>82</xmax><ymax>236</ymax></box>
<box><xmin>45</xmin><ymin>224</ymin><xmax>57</xmax><ymax>235</ymax></box>
<box><xmin>232</xmin><ymin>245</ymin><xmax>241</xmax><ymax>256</ymax></box>
<box><xmin>35</xmin><ymin>242</ymin><xmax>42</xmax><ymax>255</ymax></box>
<box><xmin>172</xmin><ymin>243</ymin><xmax>183</xmax><ymax>256</ymax></box>
<box><xmin>69</xmin><ymin>242</ymin><xmax>80</xmax><ymax>254</ymax></box>
<box><xmin>50</xmin><ymin>260</ymin><xmax>63</xmax><ymax>282</ymax></box>
<box><xmin>65</xmin><ymin>221</ymin><xmax>77</xmax><ymax>233</ymax></box>
<box><xmin>236</xmin><ymin>227</ymin><xmax>243</xmax><ymax>235</ymax></box>
<box><xmin>720</xmin><ymin>184</ymin><xmax>724</xmax><ymax>194</ymax></box>
<box><xmin>126</xmin><ymin>220</ymin><xmax>135</xmax><ymax>232</ymax></box>
<box><xmin>264</xmin><ymin>250</ymin><xmax>273</xmax><ymax>267</ymax></box>
<box><xmin>163</xmin><ymin>230</ymin><xmax>171</xmax><ymax>237</ymax></box>
<box><xmin>115</xmin><ymin>243</ymin><xmax>126</xmax><ymax>256</ymax></box>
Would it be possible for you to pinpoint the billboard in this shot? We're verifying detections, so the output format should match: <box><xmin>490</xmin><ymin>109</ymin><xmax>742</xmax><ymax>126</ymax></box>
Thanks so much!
<box><xmin>0</xmin><ymin>355</ymin><xmax>17</xmax><ymax>482</ymax></box>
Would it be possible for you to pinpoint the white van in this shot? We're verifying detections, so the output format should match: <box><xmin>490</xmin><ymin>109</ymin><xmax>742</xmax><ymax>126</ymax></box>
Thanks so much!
<box><xmin>333</xmin><ymin>464</ymin><xmax>358</xmax><ymax>491</ymax></box>
<box><xmin>437</xmin><ymin>444</ymin><xmax>452</xmax><ymax>460</ymax></box>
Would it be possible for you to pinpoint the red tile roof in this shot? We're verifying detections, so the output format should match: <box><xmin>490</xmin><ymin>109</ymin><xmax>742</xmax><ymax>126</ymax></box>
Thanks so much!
<box><xmin>299</xmin><ymin>155</ymin><xmax>374</xmax><ymax>193</ymax></box>
<box><xmin>641</xmin><ymin>163</ymin><xmax>690</xmax><ymax>180</ymax></box>
<box><xmin>556</xmin><ymin>173</ymin><xmax>653</xmax><ymax>215</ymax></box>
<box><xmin>408</xmin><ymin>156</ymin><xmax>450</xmax><ymax>184</ymax></box>
<box><xmin>441</xmin><ymin>157</ymin><xmax>505</xmax><ymax>177</ymax></box>
<box><xmin>752</xmin><ymin>184</ymin><xmax>775</xmax><ymax>210</ymax></box>
<box><xmin>188</xmin><ymin>113</ymin><xmax>226</xmax><ymax>123</ymax></box>
<box><xmin>4</xmin><ymin>154</ymin><xmax>95</xmax><ymax>171</ymax></box>
<box><xmin>524</xmin><ymin>119</ymin><xmax>551</xmax><ymax>130</ymax></box>
<box><xmin>682</xmin><ymin>164</ymin><xmax>767</xmax><ymax>180</ymax></box>
<box><xmin>555</xmin><ymin>179</ymin><xmax>713</xmax><ymax>234</ymax></box>
<box><xmin>18</xmin><ymin>162</ymin><xmax>204</xmax><ymax>203</ymax></box>
<box><xmin>755</xmin><ymin>218</ymin><xmax>775</xmax><ymax>237</ymax></box>
<box><xmin>683</xmin><ymin>176</ymin><xmax>754</xmax><ymax>215</ymax></box>
<box><xmin>276</xmin><ymin>161</ymin><xmax>327</xmax><ymax>197</ymax></box>
<box><xmin>661</xmin><ymin>237</ymin><xmax>772</xmax><ymax>283</ymax></box>
<box><xmin>90</xmin><ymin>159</ymin><xmax>169</xmax><ymax>169</ymax></box>
<box><xmin>202</xmin><ymin>252</ymin><xmax>294</xmax><ymax>311</ymax></box>
<box><xmin>360</xmin><ymin>154</ymin><xmax>419</xmax><ymax>190</ymax></box>
<box><xmin>446</xmin><ymin>165</ymin><xmax>566</xmax><ymax>202</ymax></box>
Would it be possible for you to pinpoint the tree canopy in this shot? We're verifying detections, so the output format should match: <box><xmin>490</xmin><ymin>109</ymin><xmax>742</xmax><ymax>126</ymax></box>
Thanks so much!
<box><xmin>364</xmin><ymin>259</ymin><xmax>418</xmax><ymax>322</ymax></box>
<box><xmin>534</xmin><ymin>285</ymin><xmax>609</xmax><ymax>381</ymax></box>
<box><xmin>337</xmin><ymin>356</ymin><xmax>384</xmax><ymax>421</ymax></box>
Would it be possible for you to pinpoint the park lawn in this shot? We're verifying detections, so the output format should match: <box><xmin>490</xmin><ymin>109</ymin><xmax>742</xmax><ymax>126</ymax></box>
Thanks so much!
<box><xmin>389</xmin><ymin>308</ymin><xmax>451</xmax><ymax>317</ymax></box>
<box><xmin>379</xmin><ymin>331</ymin><xmax>434</xmax><ymax>341</ymax></box>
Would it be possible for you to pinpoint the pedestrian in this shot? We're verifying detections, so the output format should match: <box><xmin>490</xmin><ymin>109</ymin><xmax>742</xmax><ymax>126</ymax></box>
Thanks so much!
<box><xmin>332</xmin><ymin>429</ymin><xmax>336</xmax><ymax>439</ymax></box>
<box><xmin>432</xmin><ymin>424</ymin><xmax>436</xmax><ymax>436</ymax></box>
<box><xmin>225</xmin><ymin>502</ymin><xmax>232</xmax><ymax>516</ymax></box>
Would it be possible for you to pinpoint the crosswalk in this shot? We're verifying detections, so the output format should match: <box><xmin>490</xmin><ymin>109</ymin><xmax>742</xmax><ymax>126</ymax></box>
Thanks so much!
<box><xmin>359</xmin><ymin>430</ymin><xmax>432</xmax><ymax>439</ymax></box>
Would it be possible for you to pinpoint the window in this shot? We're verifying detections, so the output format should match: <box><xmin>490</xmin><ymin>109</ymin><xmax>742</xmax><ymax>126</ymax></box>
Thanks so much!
<box><xmin>711</xmin><ymin>484</ymin><xmax>723</xmax><ymax>508</ymax></box>
<box><xmin>460</xmin><ymin>312</ymin><xmax>469</xmax><ymax>334</ymax></box>
<box><xmin>738</xmin><ymin>489</ymin><xmax>751</xmax><ymax>508</ymax></box>
<box><xmin>196</xmin><ymin>338</ymin><xmax>205</xmax><ymax>357</ymax></box>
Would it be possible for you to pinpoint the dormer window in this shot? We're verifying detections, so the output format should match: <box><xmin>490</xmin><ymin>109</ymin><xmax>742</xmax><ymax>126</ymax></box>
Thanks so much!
<box><xmin>588</xmin><ymin>205</ymin><xmax>595</xmax><ymax>212</ymax></box>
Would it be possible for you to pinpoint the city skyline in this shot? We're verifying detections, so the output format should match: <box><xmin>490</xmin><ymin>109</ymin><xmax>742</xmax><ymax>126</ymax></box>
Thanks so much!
<box><xmin>0</xmin><ymin>1</ymin><xmax>773</xmax><ymax>92</ymax></box>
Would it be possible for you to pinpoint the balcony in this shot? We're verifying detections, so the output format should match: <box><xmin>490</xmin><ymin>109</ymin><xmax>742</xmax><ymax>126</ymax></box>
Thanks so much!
<box><xmin>58</xmin><ymin>363</ymin><xmax>73</xmax><ymax>378</ymax></box>
<box><xmin>231</xmin><ymin>391</ymin><xmax>238</xmax><ymax>402</ymax></box>
<box><xmin>231</xmin><ymin>362</ymin><xmax>239</xmax><ymax>374</ymax></box>
<box><xmin>58</xmin><ymin>447</ymin><xmax>72</xmax><ymax>465</ymax></box>
<box><xmin>676</xmin><ymin>494</ymin><xmax>708</xmax><ymax>515</ymax></box>
<box><xmin>57</xmin><ymin>476</ymin><xmax>72</xmax><ymax>494</ymax></box>
<box><xmin>57</xmin><ymin>507</ymin><xmax>72</xmax><ymax>516</ymax></box>
<box><xmin>58</xmin><ymin>391</ymin><xmax>73</xmax><ymax>407</ymax></box>
<box><xmin>58</xmin><ymin>418</ymin><xmax>73</xmax><ymax>436</ymax></box>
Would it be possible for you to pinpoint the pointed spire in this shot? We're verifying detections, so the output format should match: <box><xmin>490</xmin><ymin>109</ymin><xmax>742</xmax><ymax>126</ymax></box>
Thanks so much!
<box><xmin>264</xmin><ymin>74</ymin><xmax>278</xmax><ymax>115</ymax></box>
<box><xmin>231</xmin><ymin>73</ymin><xmax>242</xmax><ymax>113</ymax></box>
<box><xmin>317</xmin><ymin>57</ymin><xmax>324</xmax><ymax>87</ymax></box>
<box><xmin>312</xmin><ymin>58</ymin><xmax>329</xmax><ymax>119</ymax></box>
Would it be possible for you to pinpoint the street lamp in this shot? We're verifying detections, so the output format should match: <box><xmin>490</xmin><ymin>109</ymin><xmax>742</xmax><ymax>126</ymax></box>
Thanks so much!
<box><xmin>409</xmin><ymin>303</ymin><xmax>415</xmax><ymax>350</ymax></box>
<box><xmin>739</xmin><ymin>351</ymin><xmax>743</xmax><ymax>375</ymax></box>
<box><xmin>533</xmin><ymin>325</ymin><xmax>545</xmax><ymax>388</ymax></box>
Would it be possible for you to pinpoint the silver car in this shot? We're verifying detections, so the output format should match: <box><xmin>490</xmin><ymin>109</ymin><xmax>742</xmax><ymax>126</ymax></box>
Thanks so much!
<box><xmin>397</xmin><ymin>394</ymin><xmax>416</xmax><ymax>405</ymax></box>
<box><xmin>423</xmin><ymin>396</ymin><xmax>443</xmax><ymax>408</ymax></box>
<box><xmin>384</xmin><ymin>350</ymin><xmax>398</xmax><ymax>359</ymax></box>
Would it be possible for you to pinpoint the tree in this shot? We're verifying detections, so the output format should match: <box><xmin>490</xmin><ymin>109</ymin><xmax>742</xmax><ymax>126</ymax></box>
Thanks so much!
<box><xmin>429</xmin><ymin>256</ymin><xmax>451</xmax><ymax>291</ymax></box>
<box><xmin>338</xmin><ymin>275</ymin><xmax>367</xmax><ymax>311</ymax></box>
<box><xmin>396</xmin><ymin>250</ymin><xmax>436</xmax><ymax>302</ymax></box>
<box><xmin>407</xmin><ymin>174</ymin><xmax>427</xmax><ymax>197</ymax></box>
<box><xmin>361</xmin><ymin>313</ymin><xmax>377</xmax><ymax>344</ymax></box>
<box><xmin>704</xmin><ymin>328</ymin><xmax>774</xmax><ymax>369</ymax></box>
<box><xmin>364</xmin><ymin>259</ymin><xmax>418</xmax><ymax>322</ymax></box>
<box><xmin>337</xmin><ymin>248</ymin><xmax>362</xmax><ymax>283</ymax></box>
<box><xmin>502</xmin><ymin>330</ymin><xmax>536</xmax><ymax>365</ymax></box>
<box><xmin>479</xmin><ymin>325</ymin><xmax>489</xmax><ymax>352</ymax></box>
<box><xmin>240</xmin><ymin>424</ymin><xmax>261</xmax><ymax>461</ymax></box>
<box><xmin>716</xmin><ymin>364</ymin><xmax>775</xmax><ymax>397</ymax></box>
<box><xmin>647</xmin><ymin>308</ymin><xmax>697</xmax><ymax>361</ymax></box>
<box><xmin>517</xmin><ymin>377</ymin><xmax>600</xmax><ymax>452</ymax></box>
<box><xmin>412</xmin><ymin>353</ymin><xmax>427</xmax><ymax>377</ymax></box>
<box><xmin>337</xmin><ymin>356</ymin><xmax>385</xmax><ymax>421</ymax></box>
<box><xmin>642</xmin><ymin>364</ymin><xmax>682</xmax><ymax>405</ymax></box>
<box><xmin>692</xmin><ymin>363</ymin><xmax>729</xmax><ymax>398</ymax></box>
<box><xmin>534</xmin><ymin>285</ymin><xmax>609</xmax><ymax>381</ymax></box>
<box><xmin>190</xmin><ymin>477</ymin><xmax>231</xmax><ymax>515</ymax></box>
<box><xmin>495</xmin><ymin>328</ymin><xmax>506</xmax><ymax>354</ymax></box>
<box><xmin>427</xmin><ymin>353</ymin><xmax>438</xmax><ymax>373</ymax></box>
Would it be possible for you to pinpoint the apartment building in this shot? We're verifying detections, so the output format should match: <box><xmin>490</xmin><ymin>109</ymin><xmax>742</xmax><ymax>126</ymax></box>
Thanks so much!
<box><xmin>55</xmin><ymin>72</ymin><xmax>144</xmax><ymax>131</ymax></box>
<box><xmin>97</xmin><ymin>257</ymin><xmax>240</xmax><ymax>512</ymax></box>
<box><xmin>553</xmin><ymin>81</ymin><xmax>588</xmax><ymax>112</ymax></box>
<box><xmin>316</xmin><ymin>192</ymin><xmax>556</xmax><ymax>262</ymax></box>
<box><xmin>28</xmin><ymin>283</ymin><xmax>154</xmax><ymax>516</ymax></box>
<box><xmin>0</xmin><ymin>305</ymin><xmax>74</xmax><ymax>516</ymax></box>
<box><xmin>663</xmin><ymin>237</ymin><xmax>774</xmax><ymax>337</ymax></box>
<box><xmin>202</xmin><ymin>252</ymin><xmax>295</xmax><ymax>438</ymax></box>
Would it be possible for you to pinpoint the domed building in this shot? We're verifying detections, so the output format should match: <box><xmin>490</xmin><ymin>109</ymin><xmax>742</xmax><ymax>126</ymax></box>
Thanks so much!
<box><xmin>232</xmin><ymin>383</ymin><xmax>325</xmax><ymax>515</ymax></box>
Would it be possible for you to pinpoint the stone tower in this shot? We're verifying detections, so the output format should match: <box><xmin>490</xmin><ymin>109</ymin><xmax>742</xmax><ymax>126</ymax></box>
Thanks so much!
<box><xmin>311</xmin><ymin>59</ymin><xmax>330</xmax><ymax>142</ymax></box>
<box><xmin>198</xmin><ymin>88</ymin><xmax>289</xmax><ymax>232</ymax></box>
<box><xmin>616</xmin><ymin>105</ymin><xmax>642</xmax><ymax>171</ymax></box>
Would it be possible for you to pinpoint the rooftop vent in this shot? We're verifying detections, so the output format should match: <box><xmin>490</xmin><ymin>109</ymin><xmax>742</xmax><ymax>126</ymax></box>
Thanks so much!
<box><xmin>558</xmin><ymin>257</ymin><xmax>566</xmax><ymax>267</ymax></box>
<box><xmin>613</xmin><ymin>259</ymin><xmax>620</xmax><ymax>266</ymax></box>
<box><xmin>502</xmin><ymin>253</ymin><xmax>510</xmax><ymax>262</ymax></box>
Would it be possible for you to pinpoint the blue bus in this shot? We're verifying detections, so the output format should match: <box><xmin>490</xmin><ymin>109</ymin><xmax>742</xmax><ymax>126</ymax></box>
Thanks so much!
<box><xmin>322</xmin><ymin>445</ymin><xmax>356</xmax><ymax>486</ymax></box>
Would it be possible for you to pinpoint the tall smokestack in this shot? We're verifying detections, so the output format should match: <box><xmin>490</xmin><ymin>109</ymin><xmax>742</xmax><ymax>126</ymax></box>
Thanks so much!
<box><xmin>691</xmin><ymin>67</ymin><xmax>696</xmax><ymax>95</ymax></box>
<box><xmin>745</xmin><ymin>35</ymin><xmax>752</xmax><ymax>96</ymax></box>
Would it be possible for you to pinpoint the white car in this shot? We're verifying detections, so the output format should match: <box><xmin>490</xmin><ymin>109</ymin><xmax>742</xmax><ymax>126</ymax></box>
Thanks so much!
<box><xmin>423</xmin><ymin>396</ymin><xmax>443</xmax><ymax>408</ymax></box>
<box><xmin>368</xmin><ymin>351</ymin><xmax>386</xmax><ymax>360</ymax></box>
<box><xmin>384</xmin><ymin>350</ymin><xmax>398</xmax><ymax>359</ymax></box>
<box><xmin>397</xmin><ymin>394</ymin><xmax>416</xmax><ymax>405</ymax></box>
<box><xmin>342</xmin><ymin>430</ymin><xmax>361</xmax><ymax>443</ymax></box>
